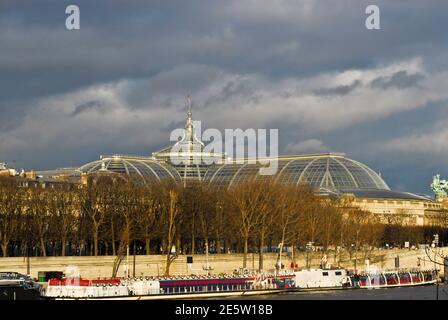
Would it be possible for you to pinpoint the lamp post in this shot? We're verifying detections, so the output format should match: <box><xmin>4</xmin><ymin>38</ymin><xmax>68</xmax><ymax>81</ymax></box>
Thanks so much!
<box><xmin>205</xmin><ymin>241</ymin><xmax>210</xmax><ymax>276</ymax></box>
<box><xmin>350</xmin><ymin>244</ymin><xmax>355</xmax><ymax>270</ymax></box>
<box><xmin>423</xmin><ymin>237</ymin><xmax>444</xmax><ymax>301</ymax></box>
<box><xmin>278</xmin><ymin>242</ymin><xmax>283</xmax><ymax>269</ymax></box>
<box><xmin>133</xmin><ymin>242</ymin><xmax>136</xmax><ymax>278</ymax></box>
<box><xmin>433</xmin><ymin>234</ymin><xmax>439</xmax><ymax>300</ymax></box>
<box><xmin>355</xmin><ymin>230</ymin><xmax>359</xmax><ymax>273</ymax></box>
<box><xmin>25</xmin><ymin>211</ymin><xmax>31</xmax><ymax>276</ymax></box>
<box><xmin>125</xmin><ymin>244</ymin><xmax>129</xmax><ymax>278</ymax></box>
<box><xmin>305</xmin><ymin>242</ymin><xmax>312</xmax><ymax>269</ymax></box>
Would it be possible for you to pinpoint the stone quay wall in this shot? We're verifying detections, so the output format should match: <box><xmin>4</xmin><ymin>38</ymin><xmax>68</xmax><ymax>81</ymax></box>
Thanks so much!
<box><xmin>0</xmin><ymin>247</ymin><xmax>445</xmax><ymax>279</ymax></box>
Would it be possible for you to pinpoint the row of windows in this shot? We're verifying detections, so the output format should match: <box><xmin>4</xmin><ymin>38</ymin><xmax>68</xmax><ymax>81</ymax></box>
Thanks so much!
<box><xmin>362</xmin><ymin>199</ymin><xmax>438</xmax><ymax>208</ymax></box>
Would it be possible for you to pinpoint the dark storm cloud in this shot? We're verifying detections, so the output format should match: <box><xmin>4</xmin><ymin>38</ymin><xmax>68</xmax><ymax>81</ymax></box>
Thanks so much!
<box><xmin>70</xmin><ymin>100</ymin><xmax>105</xmax><ymax>117</ymax></box>
<box><xmin>0</xmin><ymin>0</ymin><xmax>448</xmax><ymax>193</ymax></box>
<box><xmin>370</xmin><ymin>71</ymin><xmax>425</xmax><ymax>90</ymax></box>
<box><xmin>315</xmin><ymin>80</ymin><xmax>361</xmax><ymax>96</ymax></box>
<box><xmin>123</xmin><ymin>64</ymin><xmax>223</xmax><ymax>109</ymax></box>
<box><xmin>1</xmin><ymin>0</ymin><xmax>447</xmax><ymax>106</ymax></box>
<box><xmin>203</xmin><ymin>78</ymin><xmax>256</xmax><ymax>110</ymax></box>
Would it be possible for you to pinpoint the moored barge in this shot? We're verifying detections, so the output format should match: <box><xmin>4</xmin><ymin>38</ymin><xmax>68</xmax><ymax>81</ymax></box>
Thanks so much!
<box><xmin>42</xmin><ymin>271</ymin><xmax>296</xmax><ymax>300</ymax></box>
<box><xmin>36</xmin><ymin>268</ymin><xmax>439</xmax><ymax>300</ymax></box>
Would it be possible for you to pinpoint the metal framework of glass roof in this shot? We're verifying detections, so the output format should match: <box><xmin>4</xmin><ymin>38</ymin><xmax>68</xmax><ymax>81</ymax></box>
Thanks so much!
<box><xmin>203</xmin><ymin>154</ymin><xmax>390</xmax><ymax>191</ymax></box>
<box><xmin>77</xmin><ymin>155</ymin><xmax>181</xmax><ymax>184</ymax></box>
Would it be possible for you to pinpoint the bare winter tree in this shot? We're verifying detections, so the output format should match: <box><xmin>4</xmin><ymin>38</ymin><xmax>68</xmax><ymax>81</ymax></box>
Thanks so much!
<box><xmin>231</xmin><ymin>179</ymin><xmax>270</xmax><ymax>269</ymax></box>
<box><xmin>49</xmin><ymin>186</ymin><xmax>78</xmax><ymax>256</ymax></box>
<box><xmin>28</xmin><ymin>188</ymin><xmax>52</xmax><ymax>257</ymax></box>
<box><xmin>345</xmin><ymin>209</ymin><xmax>381</xmax><ymax>270</ymax></box>
<box><xmin>137</xmin><ymin>183</ymin><xmax>161</xmax><ymax>255</ymax></box>
<box><xmin>159</xmin><ymin>183</ymin><xmax>182</xmax><ymax>275</ymax></box>
<box><xmin>254</xmin><ymin>178</ymin><xmax>277</xmax><ymax>271</ymax></box>
<box><xmin>320</xmin><ymin>200</ymin><xmax>343</xmax><ymax>253</ymax></box>
<box><xmin>196</xmin><ymin>185</ymin><xmax>215</xmax><ymax>259</ymax></box>
<box><xmin>0</xmin><ymin>177</ymin><xmax>22</xmax><ymax>257</ymax></box>
<box><xmin>274</xmin><ymin>184</ymin><xmax>312</xmax><ymax>268</ymax></box>
<box><xmin>80</xmin><ymin>175</ymin><xmax>118</xmax><ymax>256</ymax></box>
<box><xmin>112</xmin><ymin>179</ymin><xmax>142</xmax><ymax>277</ymax></box>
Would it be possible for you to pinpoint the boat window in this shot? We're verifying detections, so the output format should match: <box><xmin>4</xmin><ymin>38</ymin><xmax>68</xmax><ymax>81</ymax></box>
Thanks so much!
<box><xmin>322</xmin><ymin>272</ymin><xmax>329</xmax><ymax>276</ymax></box>
<box><xmin>335</xmin><ymin>271</ymin><xmax>342</xmax><ymax>276</ymax></box>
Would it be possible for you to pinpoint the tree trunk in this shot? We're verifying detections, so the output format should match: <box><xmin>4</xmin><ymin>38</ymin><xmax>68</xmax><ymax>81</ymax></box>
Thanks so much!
<box><xmin>165</xmin><ymin>252</ymin><xmax>170</xmax><ymax>275</ymax></box>
<box><xmin>61</xmin><ymin>237</ymin><xmax>66</xmax><ymax>257</ymax></box>
<box><xmin>40</xmin><ymin>237</ymin><xmax>47</xmax><ymax>257</ymax></box>
<box><xmin>258</xmin><ymin>232</ymin><xmax>265</xmax><ymax>271</ymax></box>
<box><xmin>216</xmin><ymin>239</ymin><xmax>221</xmax><ymax>254</ymax></box>
<box><xmin>276</xmin><ymin>227</ymin><xmax>286</xmax><ymax>270</ymax></box>
<box><xmin>176</xmin><ymin>238</ymin><xmax>181</xmax><ymax>255</ymax></box>
<box><xmin>333</xmin><ymin>246</ymin><xmax>337</xmax><ymax>265</ymax></box>
<box><xmin>93</xmin><ymin>227</ymin><xmax>99</xmax><ymax>256</ymax></box>
<box><xmin>191</xmin><ymin>214</ymin><xmax>195</xmax><ymax>255</ymax></box>
<box><xmin>243</xmin><ymin>237</ymin><xmax>248</xmax><ymax>268</ymax></box>
<box><xmin>165</xmin><ymin>244</ymin><xmax>173</xmax><ymax>275</ymax></box>
<box><xmin>133</xmin><ymin>241</ymin><xmax>137</xmax><ymax>277</ymax></box>
<box><xmin>1</xmin><ymin>242</ymin><xmax>8</xmax><ymax>257</ymax></box>
<box><xmin>204</xmin><ymin>238</ymin><xmax>210</xmax><ymax>275</ymax></box>
<box><xmin>111</xmin><ymin>221</ymin><xmax>116</xmax><ymax>256</ymax></box>
<box><xmin>145</xmin><ymin>238</ymin><xmax>151</xmax><ymax>255</ymax></box>
<box><xmin>291</xmin><ymin>245</ymin><xmax>295</xmax><ymax>268</ymax></box>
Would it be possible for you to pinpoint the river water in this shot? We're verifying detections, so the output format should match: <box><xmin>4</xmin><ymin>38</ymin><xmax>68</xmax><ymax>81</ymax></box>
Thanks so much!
<box><xmin>229</xmin><ymin>284</ymin><xmax>448</xmax><ymax>300</ymax></box>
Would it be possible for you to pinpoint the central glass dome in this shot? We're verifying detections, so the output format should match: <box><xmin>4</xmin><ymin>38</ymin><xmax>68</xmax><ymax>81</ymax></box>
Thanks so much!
<box><xmin>75</xmin><ymin>99</ymin><xmax>389</xmax><ymax>193</ymax></box>
<box><xmin>203</xmin><ymin>153</ymin><xmax>390</xmax><ymax>192</ymax></box>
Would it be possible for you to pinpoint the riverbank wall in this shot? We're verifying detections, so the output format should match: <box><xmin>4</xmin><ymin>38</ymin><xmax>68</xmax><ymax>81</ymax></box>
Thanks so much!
<box><xmin>0</xmin><ymin>247</ymin><xmax>445</xmax><ymax>278</ymax></box>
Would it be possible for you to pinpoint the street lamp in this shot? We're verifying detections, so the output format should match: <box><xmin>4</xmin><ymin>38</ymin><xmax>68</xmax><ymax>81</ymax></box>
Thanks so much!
<box><xmin>305</xmin><ymin>242</ymin><xmax>312</xmax><ymax>269</ymax></box>
<box><xmin>355</xmin><ymin>230</ymin><xmax>359</xmax><ymax>273</ymax></box>
<box><xmin>433</xmin><ymin>234</ymin><xmax>439</xmax><ymax>300</ymax></box>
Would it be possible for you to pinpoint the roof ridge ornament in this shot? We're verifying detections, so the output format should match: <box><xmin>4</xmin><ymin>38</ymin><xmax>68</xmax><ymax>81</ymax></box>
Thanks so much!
<box><xmin>186</xmin><ymin>94</ymin><xmax>192</xmax><ymax>119</ymax></box>
<box><xmin>187</xmin><ymin>94</ymin><xmax>191</xmax><ymax>111</ymax></box>
<box><xmin>184</xmin><ymin>95</ymin><xmax>195</xmax><ymax>133</ymax></box>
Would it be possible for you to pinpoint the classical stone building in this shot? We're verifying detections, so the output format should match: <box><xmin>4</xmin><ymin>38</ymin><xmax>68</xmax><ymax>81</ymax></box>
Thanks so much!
<box><xmin>340</xmin><ymin>191</ymin><xmax>444</xmax><ymax>226</ymax></box>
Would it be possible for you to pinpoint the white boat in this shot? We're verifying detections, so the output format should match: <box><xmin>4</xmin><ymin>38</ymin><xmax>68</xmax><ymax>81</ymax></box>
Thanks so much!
<box><xmin>42</xmin><ymin>270</ymin><xmax>297</xmax><ymax>300</ymax></box>
<box><xmin>39</xmin><ymin>267</ymin><xmax>438</xmax><ymax>299</ymax></box>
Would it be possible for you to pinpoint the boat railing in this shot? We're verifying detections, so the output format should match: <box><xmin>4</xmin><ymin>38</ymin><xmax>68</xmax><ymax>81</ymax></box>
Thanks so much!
<box><xmin>354</xmin><ymin>268</ymin><xmax>437</xmax><ymax>288</ymax></box>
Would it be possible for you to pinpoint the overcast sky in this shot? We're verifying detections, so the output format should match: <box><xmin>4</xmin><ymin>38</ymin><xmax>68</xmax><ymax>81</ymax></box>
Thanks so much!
<box><xmin>1</xmin><ymin>0</ymin><xmax>447</xmax><ymax>194</ymax></box>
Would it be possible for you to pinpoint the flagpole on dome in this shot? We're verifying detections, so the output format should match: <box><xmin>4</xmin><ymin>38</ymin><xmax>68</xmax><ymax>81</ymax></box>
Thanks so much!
<box><xmin>186</xmin><ymin>95</ymin><xmax>192</xmax><ymax>114</ymax></box>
